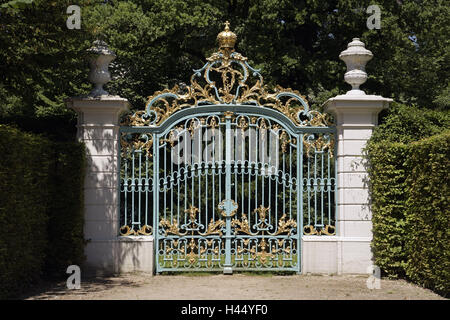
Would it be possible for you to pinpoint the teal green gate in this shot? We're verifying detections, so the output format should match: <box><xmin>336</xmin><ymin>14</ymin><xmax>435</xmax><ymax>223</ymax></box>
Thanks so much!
<box><xmin>119</xmin><ymin>23</ymin><xmax>336</xmax><ymax>273</ymax></box>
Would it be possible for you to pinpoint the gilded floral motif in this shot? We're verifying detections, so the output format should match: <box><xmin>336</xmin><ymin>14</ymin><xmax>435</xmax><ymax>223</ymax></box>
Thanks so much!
<box><xmin>120</xmin><ymin>24</ymin><xmax>332</xmax><ymax>128</ymax></box>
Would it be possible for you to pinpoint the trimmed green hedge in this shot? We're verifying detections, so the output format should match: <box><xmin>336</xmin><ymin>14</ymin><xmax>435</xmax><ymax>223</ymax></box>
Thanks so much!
<box><xmin>0</xmin><ymin>125</ymin><xmax>51</xmax><ymax>299</ymax></box>
<box><xmin>404</xmin><ymin>132</ymin><xmax>450</xmax><ymax>295</ymax></box>
<box><xmin>371</xmin><ymin>102</ymin><xmax>450</xmax><ymax>144</ymax></box>
<box><xmin>367</xmin><ymin>104</ymin><xmax>450</xmax><ymax>296</ymax></box>
<box><xmin>0</xmin><ymin>125</ymin><xmax>85</xmax><ymax>299</ymax></box>
<box><xmin>44</xmin><ymin>142</ymin><xmax>86</xmax><ymax>278</ymax></box>
<box><xmin>366</xmin><ymin>142</ymin><xmax>409</xmax><ymax>278</ymax></box>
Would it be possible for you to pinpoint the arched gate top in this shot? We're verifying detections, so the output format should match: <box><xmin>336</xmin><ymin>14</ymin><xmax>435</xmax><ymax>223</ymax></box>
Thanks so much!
<box><xmin>121</xmin><ymin>22</ymin><xmax>332</xmax><ymax>128</ymax></box>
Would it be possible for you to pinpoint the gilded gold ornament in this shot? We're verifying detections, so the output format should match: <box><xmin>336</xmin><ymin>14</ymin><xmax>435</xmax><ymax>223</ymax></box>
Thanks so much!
<box><xmin>218</xmin><ymin>199</ymin><xmax>238</xmax><ymax>217</ymax></box>
<box><xmin>159</xmin><ymin>218</ymin><xmax>187</xmax><ymax>236</ymax></box>
<box><xmin>231</xmin><ymin>213</ymin><xmax>252</xmax><ymax>235</ymax></box>
<box><xmin>303</xmin><ymin>134</ymin><xmax>334</xmax><ymax>157</ymax></box>
<box><xmin>199</xmin><ymin>218</ymin><xmax>225</xmax><ymax>236</ymax></box>
<box><xmin>119</xmin><ymin>224</ymin><xmax>153</xmax><ymax>236</ymax></box>
<box><xmin>303</xmin><ymin>225</ymin><xmax>318</xmax><ymax>235</ymax></box>
<box><xmin>320</xmin><ymin>224</ymin><xmax>336</xmax><ymax>236</ymax></box>
<box><xmin>279</xmin><ymin>130</ymin><xmax>291</xmax><ymax>153</ymax></box>
<box><xmin>273</xmin><ymin>214</ymin><xmax>297</xmax><ymax>236</ymax></box>
<box><xmin>303</xmin><ymin>224</ymin><xmax>336</xmax><ymax>236</ymax></box>
<box><xmin>121</xmin><ymin>22</ymin><xmax>332</xmax><ymax>128</ymax></box>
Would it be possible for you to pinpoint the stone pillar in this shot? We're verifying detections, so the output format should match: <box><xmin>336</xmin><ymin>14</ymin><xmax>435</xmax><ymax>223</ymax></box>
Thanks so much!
<box><xmin>66</xmin><ymin>41</ymin><xmax>154</xmax><ymax>275</ymax></box>
<box><xmin>323</xmin><ymin>38</ymin><xmax>392</xmax><ymax>273</ymax></box>
<box><xmin>324</xmin><ymin>95</ymin><xmax>391</xmax><ymax>273</ymax></box>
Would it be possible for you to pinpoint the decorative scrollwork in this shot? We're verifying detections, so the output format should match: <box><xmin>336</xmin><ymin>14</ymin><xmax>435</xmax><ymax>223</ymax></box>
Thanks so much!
<box><xmin>303</xmin><ymin>224</ymin><xmax>335</xmax><ymax>236</ymax></box>
<box><xmin>237</xmin><ymin>116</ymin><xmax>248</xmax><ymax>139</ymax></box>
<box><xmin>161</xmin><ymin>129</ymin><xmax>178</xmax><ymax>148</ymax></box>
<box><xmin>159</xmin><ymin>218</ymin><xmax>187</xmax><ymax>236</ymax></box>
<box><xmin>218</xmin><ymin>199</ymin><xmax>238</xmax><ymax>218</ymax></box>
<box><xmin>279</xmin><ymin>130</ymin><xmax>291</xmax><ymax>153</ymax></box>
<box><xmin>200</xmin><ymin>219</ymin><xmax>225</xmax><ymax>236</ymax></box>
<box><xmin>235</xmin><ymin>238</ymin><xmax>297</xmax><ymax>267</ymax></box>
<box><xmin>303</xmin><ymin>133</ymin><xmax>334</xmax><ymax>157</ymax></box>
<box><xmin>120</xmin><ymin>224</ymin><xmax>153</xmax><ymax>236</ymax></box>
<box><xmin>187</xmin><ymin>238</ymin><xmax>198</xmax><ymax>265</ymax></box>
<box><xmin>158</xmin><ymin>204</ymin><xmax>300</xmax><ymax>269</ymax></box>
<box><xmin>159</xmin><ymin>205</ymin><xmax>225</xmax><ymax>237</ymax></box>
<box><xmin>320</xmin><ymin>224</ymin><xmax>336</xmax><ymax>235</ymax></box>
<box><xmin>231</xmin><ymin>213</ymin><xmax>252</xmax><ymax>235</ymax></box>
<box><xmin>120</xmin><ymin>132</ymin><xmax>153</xmax><ymax>157</ymax></box>
<box><xmin>273</xmin><ymin>214</ymin><xmax>297</xmax><ymax>236</ymax></box>
<box><xmin>121</xmin><ymin>22</ymin><xmax>332</xmax><ymax>128</ymax></box>
<box><xmin>231</xmin><ymin>206</ymin><xmax>297</xmax><ymax>237</ymax></box>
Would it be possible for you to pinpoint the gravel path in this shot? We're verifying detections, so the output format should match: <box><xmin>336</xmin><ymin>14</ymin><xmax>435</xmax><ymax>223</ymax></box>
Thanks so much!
<box><xmin>24</xmin><ymin>273</ymin><xmax>444</xmax><ymax>300</ymax></box>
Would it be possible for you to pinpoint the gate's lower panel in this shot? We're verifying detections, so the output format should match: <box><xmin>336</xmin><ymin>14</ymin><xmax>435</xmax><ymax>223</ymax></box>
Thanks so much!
<box><xmin>157</xmin><ymin>236</ymin><xmax>225</xmax><ymax>271</ymax></box>
<box><xmin>157</xmin><ymin>231</ymin><xmax>300</xmax><ymax>272</ymax></box>
<box><xmin>230</xmin><ymin>236</ymin><xmax>299</xmax><ymax>271</ymax></box>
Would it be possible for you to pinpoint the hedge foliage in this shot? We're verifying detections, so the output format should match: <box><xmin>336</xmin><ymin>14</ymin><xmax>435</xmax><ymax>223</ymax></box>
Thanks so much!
<box><xmin>44</xmin><ymin>142</ymin><xmax>86</xmax><ymax>278</ymax></box>
<box><xmin>367</xmin><ymin>142</ymin><xmax>409</xmax><ymax>277</ymax></box>
<box><xmin>0</xmin><ymin>125</ymin><xmax>85</xmax><ymax>299</ymax></box>
<box><xmin>367</xmin><ymin>103</ymin><xmax>450</xmax><ymax>296</ymax></box>
<box><xmin>371</xmin><ymin>102</ymin><xmax>450</xmax><ymax>144</ymax></box>
<box><xmin>404</xmin><ymin>132</ymin><xmax>450</xmax><ymax>295</ymax></box>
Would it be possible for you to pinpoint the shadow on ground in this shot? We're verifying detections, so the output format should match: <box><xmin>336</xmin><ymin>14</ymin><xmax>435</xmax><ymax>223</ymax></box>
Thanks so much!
<box><xmin>20</xmin><ymin>275</ymin><xmax>142</xmax><ymax>300</ymax></box>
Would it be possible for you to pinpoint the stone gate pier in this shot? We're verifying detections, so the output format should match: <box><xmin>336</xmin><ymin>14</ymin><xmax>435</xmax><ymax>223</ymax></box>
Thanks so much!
<box><xmin>303</xmin><ymin>38</ymin><xmax>392</xmax><ymax>273</ymax></box>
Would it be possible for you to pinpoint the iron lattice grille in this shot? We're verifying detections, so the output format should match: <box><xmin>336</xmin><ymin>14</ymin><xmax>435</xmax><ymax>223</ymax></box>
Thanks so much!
<box><xmin>119</xmin><ymin>110</ymin><xmax>336</xmax><ymax>272</ymax></box>
<box><xmin>118</xmin><ymin>22</ymin><xmax>336</xmax><ymax>272</ymax></box>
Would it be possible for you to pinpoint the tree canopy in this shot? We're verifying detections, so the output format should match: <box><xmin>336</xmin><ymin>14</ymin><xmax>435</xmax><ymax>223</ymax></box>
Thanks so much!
<box><xmin>1</xmin><ymin>0</ymin><xmax>448</xmax><ymax>136</ymax></box>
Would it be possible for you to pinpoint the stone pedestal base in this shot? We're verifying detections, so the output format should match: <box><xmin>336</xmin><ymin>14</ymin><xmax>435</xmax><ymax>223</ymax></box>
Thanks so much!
<box><xmin>302</xmin><ymin>236</ymin><xmax>372</xmax><ymax>274</ymax></box>
<box><xmin>83</xmin><ymin>236</ymin><xmax>374</xmax><ymax>275</ymax></box>
<box><xmin>83</xmin><ymin>237</ymin><xmax>154</xmax><ymax>276</ymax></box>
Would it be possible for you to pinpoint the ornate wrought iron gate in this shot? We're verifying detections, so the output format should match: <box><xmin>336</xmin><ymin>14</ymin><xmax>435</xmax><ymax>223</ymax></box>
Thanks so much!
<box><xmin>119</xmin><ymin>23</ymin><xmax>336</xmax><ymax>273</ymax></box>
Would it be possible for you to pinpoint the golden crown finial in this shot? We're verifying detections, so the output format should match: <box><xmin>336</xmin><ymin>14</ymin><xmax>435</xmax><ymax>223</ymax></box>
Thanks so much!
<box><xmin>217</xmin><ymin>21</ymin><xmax>237</xmax><ymax>49</ymax></box>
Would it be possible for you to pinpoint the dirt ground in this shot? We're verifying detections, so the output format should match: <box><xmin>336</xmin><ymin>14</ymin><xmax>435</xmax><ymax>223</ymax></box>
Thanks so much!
<box><xmin>23</xmin><ymin>273</ymin><xmax>445</xmax><ymax>300</ymax></box>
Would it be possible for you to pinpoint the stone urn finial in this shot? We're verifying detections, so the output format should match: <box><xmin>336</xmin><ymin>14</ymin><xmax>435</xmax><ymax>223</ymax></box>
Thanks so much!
<box><xmin>87</xmin><ymin>40</ymin><xmax>116</xmax><ymax>97</ymax></box>
<box><xmin>339</xmin><ymin>38</ymin><xmax>373</xmax><ymax>95</ymax></box>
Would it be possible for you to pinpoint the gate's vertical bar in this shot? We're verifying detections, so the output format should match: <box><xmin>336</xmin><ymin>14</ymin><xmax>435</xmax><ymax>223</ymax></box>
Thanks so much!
<box><xmin>282</xmin><ymin>147</ymin><xmax>286</xmax><ymax>217</ymax></box>
<box><xmin>234</xmin><ymin>124</ymin><xmax>237</xmax><ymax>205</ymax></box>
<box><xmin>123</xmin><ymin>152</ymin><xmax>128</xmax><ymax>230</ymax></box>
<box><xmin>327</xmin><ymin>151</ymin><xmax>331</xmax><ymax>226</ymax></box>
<box><xmin>153</xmin><ymin>134</ymin><xmax>160</xmax><ymax>273</ymax></box>
<box><xmin>224</xmin><ymin>113</ymin><xmax>233</xmax><ymax>274</ymax></box>
<box><xmin>198</xmin><ymin>122</ymin><xmax>202</xmax><ymax>221</ymax></box>
<box><xmin>138</xmin><ymin>150</ymin><xmax>142</xmax><ymax>229</ymax></box>
<box><xmin>289</xmin><ymin>144</ymin><xmax>292</xmax><ymax>220</ymax></box>
<box><xmin>184</xmin><ymin>129</ymin><xmax>188</xmax><ymax>225</ymax></box>
<box><xmin>212</xmin><ymin>130</ymin><xmax>215</xmax><ymax>221</ymax></box>
<box><xmin>205</xmin><ymin>124</ymin><xmax>208</xmax><ymax>225</ymax></box>
<box><xmin>255</xmin><ymin>127</ymin><xmax>258</xmax><ymax>214</ymax></box>
<box><xmin>314</xmin><ymin>151</ymin><xmax>317</xmax><ymax>227</ymax></box>
<box><xmin>171</xmin><ymin>137</ymin><xmax>174</xmax><ymax>224</ymax></box>
<box><xmin>307</xmin><ymin>155</ymin><xmax>311</xmax><ymax>225</ymax></box>
<box><xmin>248</xmin><ymin>126</ymin><xmax>251</xmax><ymax>226</ymax></box>
<box><xmin>334</xmin><ymin>130</ymin><xmax>338</xmax><ymax>236</ymax></box>
<box><xmin>241</xmin><ymin>126</ymin><xmax>245</xmax><ymax>216</ymax></box>
<box><xmin>297</xmin><ymin>133</ymin><xmax>303</xmax><ymax>273</ymax></box>
<box><xmin>131</xmin><ymin>152</ymin><xmax>135</xmax><ymax>227</ymax></box>
<box><xmin>117</xmin><ymin>128</ymin><xmax>123</xmax><ymax>236</ymax></box>
<box><xmin>320</xmin><ymin>151</ymin><xmax>324</xmax><ymax>226</ymax></box>
<box><xmin>163</xmin><ymin>142</ymin><xmax>167</xmax><ymax>221</ymax></box>
<box><xmin>145</xmin><ymin>151</ymin><xmax>148</xmax><ymax>226</ymax></box>
<box><xmin>219</xmin><ymin>124</ymin><xmax>222</xmax><ymax>203</ymax></box>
